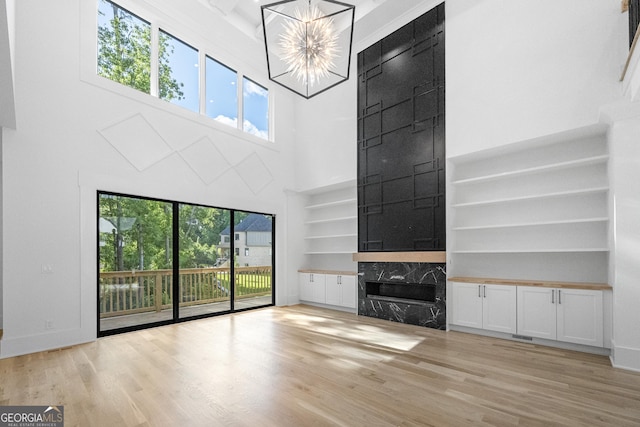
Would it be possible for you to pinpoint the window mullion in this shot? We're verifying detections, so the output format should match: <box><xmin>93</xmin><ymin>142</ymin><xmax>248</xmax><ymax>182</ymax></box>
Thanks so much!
<box><xmin>150</xmin><ymin>22</ymin><xmax>159</xmax><ymax>97</ymax></box>
<box><xmin>237</xmin><ymin>73</ymin><xmax>243</xmax><ymax>132</ymax></box>
<box><xmin>230</xmin><ymin>211</ymin><xmax>235</xmax><ymax>312</ymax></box>
<box><xmin>199</xmin><ymin>50</ymin><xmax>206</xmax><ymax>115</ymax></box>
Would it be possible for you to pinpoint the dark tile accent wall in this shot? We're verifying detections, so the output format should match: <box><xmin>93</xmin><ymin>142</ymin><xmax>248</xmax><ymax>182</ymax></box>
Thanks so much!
<box><xmin>358</xmin><ymin>262</ymin><xmax>446</xmax><ymax>329</ymax></box>
<box><xmin>357</xmin><ymin>4</ymin><xmax>446</xmax><ymax>252</ymax></box>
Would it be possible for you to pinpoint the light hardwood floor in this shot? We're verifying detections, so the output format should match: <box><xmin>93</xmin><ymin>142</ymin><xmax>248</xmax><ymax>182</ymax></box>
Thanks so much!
<box><xmin>1</xmin><ymin>305</ymin><xmax>639</xmax><ymax>426</ymax></box>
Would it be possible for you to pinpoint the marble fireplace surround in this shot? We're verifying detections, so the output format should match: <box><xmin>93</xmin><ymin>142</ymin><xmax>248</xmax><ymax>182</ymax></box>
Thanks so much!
<box><xmin>353</xmin><ymin>252</ymin><xmax>447</xmax><ymax>330</ymax></box>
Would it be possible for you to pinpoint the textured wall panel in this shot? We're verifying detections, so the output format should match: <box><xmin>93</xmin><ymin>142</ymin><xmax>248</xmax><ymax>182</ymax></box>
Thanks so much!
<box><xmin>98</xmin><ymin>113</ymin><xmax>173</xmax><ymax>171</ymax></box>
<box><xmin>357</xmin><ymin>4</ymin><xmax>445</xmax><ymax>252</ymax></box>
<box><xmin>179</xmin><ymin>136</ymin><xmax>231</xmax><ymax>185</ymax></box>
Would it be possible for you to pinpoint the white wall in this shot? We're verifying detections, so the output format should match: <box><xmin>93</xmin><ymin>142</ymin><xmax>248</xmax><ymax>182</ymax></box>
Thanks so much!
<box><xmin>446</xmin><ymin>0</ymin><xmax>625</xmax><ymax>158</ymax></box>
<box><xmin>0</xmin><ymin>0</ymin><xmax>297</xmax><ymax>357</ymax></box>
<box><xmin>293</xmin><ymin>76</ymin><xmax>358</xmax><ymax>191</ymax></box>
<box><xmin>0</xmin><ymin>0</ymin><xmax>16</xmax><ymax>129</ymax></box>
<box><xmin>0</xmin><ymin>129</ymin><xmax>3</xmax><ymax>334</ymax></box>
<box><xmin>609</xmin><ymin>115</ymin><xmax>640</xmax><ymax>372</ymax></box>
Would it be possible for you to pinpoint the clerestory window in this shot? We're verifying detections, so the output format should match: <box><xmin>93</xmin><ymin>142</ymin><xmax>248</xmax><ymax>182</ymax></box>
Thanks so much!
<box><xmin>97</xmin><ymin>0</ymin><xmax>270</xmax><ymax>141</ymax></box>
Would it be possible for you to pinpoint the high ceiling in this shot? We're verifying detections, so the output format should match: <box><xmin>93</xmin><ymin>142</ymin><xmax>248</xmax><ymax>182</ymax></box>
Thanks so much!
<box><xmin>199</xmin><ymin>0</ymin><xmax>389</xmax><ymax>40</ymax></box>
<box><xmin>194</xmin><ymin>0</ymin><xmax>434</xmax><ymax>49</ymax></box>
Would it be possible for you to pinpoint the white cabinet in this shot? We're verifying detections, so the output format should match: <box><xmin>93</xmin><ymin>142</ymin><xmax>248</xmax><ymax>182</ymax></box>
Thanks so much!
<box><xmin>450</xmin><ymin>282</ymin><xmax>517</xmax><ymax>334</ymax></box>
<box><xmin>325</xmin><ymin>274</ymin><xmax>357</xmax><ymax>309</ymax></box>
<box><xmin>517</xmin><ymin>286</ymin><xmax>603</xmax><ymax>347</ymax></box>
<box><xmin>299</xmin><ymin>272</ymin><xmax>326</xmax><ymax>304</ymax></box>
<box><xmin>299</xmin><ymin>272</ymin><xmax>357</xmax><ymax>309</ymax></box>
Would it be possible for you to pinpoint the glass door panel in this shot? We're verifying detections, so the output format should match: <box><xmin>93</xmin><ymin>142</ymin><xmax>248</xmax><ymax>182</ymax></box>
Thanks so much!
<box><xmin>178</xmin><ymin>204</ymin><xmax>231</xmax><ymax>318</ymax></box>
<box><xmin>233</xmin><ymin>212</ymin><xmax>274</xmax><ymax>310</ymax></box>
<box><xmin>99</xmin><ymin>193</ymin><xmax>173</xmax><ymax>332</ymax></box>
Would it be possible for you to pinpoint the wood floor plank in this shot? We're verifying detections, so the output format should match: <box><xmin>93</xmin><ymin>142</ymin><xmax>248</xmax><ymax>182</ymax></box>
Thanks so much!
<box><xmin>1</xmin><ymin>304</ymin><xmax>639</xmax><ymax>426</ymax></box>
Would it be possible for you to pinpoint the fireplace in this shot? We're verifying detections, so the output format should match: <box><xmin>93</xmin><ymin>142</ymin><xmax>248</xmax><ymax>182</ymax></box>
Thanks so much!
<box><xmin>357</xmin><ymin>260</ymin><xmax>446</xmax><ymax>329</ymax></box>
<box><xmin>366</xmin><ymin>281</ymin><xmax>436</xmax><ymax>304</ymax></box>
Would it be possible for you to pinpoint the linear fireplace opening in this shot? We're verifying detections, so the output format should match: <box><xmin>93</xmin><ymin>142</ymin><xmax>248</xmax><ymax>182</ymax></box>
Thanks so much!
<box><xmin>366</xmin><ymin>281</ymin><xmax>436</xmax><ymax>305</ymax></box>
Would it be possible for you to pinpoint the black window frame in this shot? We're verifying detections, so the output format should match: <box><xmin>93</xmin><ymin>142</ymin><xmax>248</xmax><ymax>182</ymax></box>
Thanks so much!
<box><xmin>96</xmin><ymin>190</ymin><xmax>276</xmax><ymax>337</ymax></box>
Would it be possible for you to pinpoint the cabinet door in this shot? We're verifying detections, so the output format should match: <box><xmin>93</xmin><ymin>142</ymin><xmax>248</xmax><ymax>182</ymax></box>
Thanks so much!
<box><xmin>340</xmin><ymin>275</ymin><xmax>357</xmax><ymax>309</ymax></box>
<box><xmin>299</xmin><ymin>273</ymin><xmax>313</xmax><ymax>301</ymax></box>
<box><xmin>517</xmin><ymin>286</ymin><xmax>557</xmax><ymax>340</ymax></box>
<box><xmin>299</xmin><ymin>273</ymin><xmax>325</xmax><ymax>303</ymax></box>
<box><xmin>557</xmin><ymin>289</ymin><xmax>603</xmax><ymax>347</ymax></box>
<box><xmin>483</xmin><ymin>285</ymin><xmax>517</xmax><ymax>334</ymax></box>
<box><xmin>311</xmin><ymin>273</ymin><xmax>326</xmax><ymax>303</ymax></box>
<box><xmin>325</xmin><ymin>274</ymin><xmax>341</xmax><ymax>306</ymax></box>
<box><xmin>450</xmin><ymin>283</ymin><xmax>483</xmax><ymax>329</ymax></box>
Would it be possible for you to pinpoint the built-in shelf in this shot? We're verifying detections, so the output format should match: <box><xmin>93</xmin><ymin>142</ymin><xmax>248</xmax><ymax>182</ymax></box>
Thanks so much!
<box><xmin>452</xmin><ymin>248</ymin><xmax>609</xmax><ymax>254</ymax></box>
<box><xmin>448</xmin><ymin>124</ymin><xmax>609</xmax><ymax>283</ymax></box>
<box><xmin>304</xmin><ymin>216</ymin><xmax>357</xmax><ymax>225</ymax></box>
<box><xmin>304</xmin><ymin>251</ymin><xmax>356</xmax><ymax>255</ymax></box>
<box><xmin>452</xmin><ymin>155</ymin><xmax>609</xmax><ymax>185</ymax></box>
<box><xmin>453</xmin><ymin>217</ymin><xmax>609</xmax><ymax>231</ymax></box>
<box><xmin>304</xmin><ymin>234</ymin><xmax>358</xmax><ymax>240</ymax></box>
<box><xmin>301</xmin><ymin>181</ymin><xmax>358</xmax><ymax>265</ymax></box>
<box><xmin>452</xmin><ymin>187</ymin><xmax>609</xmax><ymax>208</ymax></box>
<box><xmin>305</xmin><ymin>198</ymin><xmax>357</xmax><ymax>210</ymax></box>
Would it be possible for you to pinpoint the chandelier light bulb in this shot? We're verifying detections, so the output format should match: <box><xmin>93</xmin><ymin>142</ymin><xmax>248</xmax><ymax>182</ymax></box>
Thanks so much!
<box><xmin>279</xmin><ymin>5</ymin><xmax>339</xmax><ymax>86</ymax></box>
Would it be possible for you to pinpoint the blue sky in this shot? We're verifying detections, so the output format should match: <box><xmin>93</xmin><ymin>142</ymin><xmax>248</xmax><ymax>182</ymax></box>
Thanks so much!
<box><xmin>98</xmin><ymin>0</ymin><xmax>269</xmax><ymax>140</ymax></box>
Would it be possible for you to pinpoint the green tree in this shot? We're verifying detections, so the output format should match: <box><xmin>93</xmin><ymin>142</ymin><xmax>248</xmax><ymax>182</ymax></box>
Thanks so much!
<box><xmin>179</xmin><ymin>205</ymin><xmax>230</xmax><ymax>268</ymax></box>
<box><xmin>97</xmin><ymin>0</ymin><xmax>183</xmax><ymax>100</ymax></box>
<box><xmin>99</xmin><ymin>196</ymin><xmax>173</xmax><ymax>272</ymax></box>
<box><xmin>99</xmin><ymin>195</ymin><xmax>233</xmax><ymax>272</ymax></box>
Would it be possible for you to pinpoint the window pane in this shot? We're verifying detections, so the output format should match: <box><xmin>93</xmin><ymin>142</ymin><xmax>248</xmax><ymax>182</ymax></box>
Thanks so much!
<box><xmin>159</xmin><ymin>30</ymin><xmax>199</xmax><ymax>113</ymax></box>
<box><xmin>206</xmin><ymin>57</ymin><xmax>238</xmax><ymax>127</ymax></box>
<box><xmin>97</xmin><ymin>0</ymin><xmax>151</xmax><ymax>94</ymax></box>
<box><xmin>233</xmin><ymin>212</ymin><xmax>274</xmax><ymax>310</ymax></box>
<box><xmin>179</xmin><ymin>204</ymin><xmax>231</xmax><ymax>318</ymax></box>
<box><xmin>98</xmin><ymin>193</ymin><xmax>173</xmax><ymax>332</ymax></box>
<box><xmin>243</xmin><ymin>77</ymin><xmax>269</xmax><ymax>140</ymax></box>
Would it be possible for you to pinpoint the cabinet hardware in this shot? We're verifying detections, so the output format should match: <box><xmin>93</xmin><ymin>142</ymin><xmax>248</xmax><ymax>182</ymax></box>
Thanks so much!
<box><xmin>551</xmin><ymin>289</ymin><xmax>555</xmax><ymax>304</ymax></box>
<box><xmin>483</xmin><ymin>285</ymin><xmax>487</xmax><ymax>298</ymax></box>
<box><xmin>478</xmin><ymin>285</ymin><xmax>481</xmax><ymax>298</ymax></box>
<box><xmin>558</xmin><ymin>290</ymin><xmax>562</xmax><ymax>304</ymax></box>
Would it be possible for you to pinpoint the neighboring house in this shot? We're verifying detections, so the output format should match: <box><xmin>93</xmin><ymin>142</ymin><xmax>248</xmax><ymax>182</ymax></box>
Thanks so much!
<box><xmin>218</xmin><ymin>214</ymin><xmax>272</xmax><ymax>267</ymax></box>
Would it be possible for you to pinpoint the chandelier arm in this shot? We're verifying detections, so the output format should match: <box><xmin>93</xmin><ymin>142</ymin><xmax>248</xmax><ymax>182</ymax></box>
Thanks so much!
<box><xmin>262</xmin><ymin>7</ymin><xmax>306</xmax><ymax>23</ymax></box>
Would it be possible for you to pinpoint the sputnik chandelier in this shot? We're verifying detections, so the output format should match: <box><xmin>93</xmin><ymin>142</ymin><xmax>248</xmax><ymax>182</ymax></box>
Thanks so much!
<box><xmin>261</xmin><ymin>0</ymin><xmax>355</xmax><ymax>99</ymax></box>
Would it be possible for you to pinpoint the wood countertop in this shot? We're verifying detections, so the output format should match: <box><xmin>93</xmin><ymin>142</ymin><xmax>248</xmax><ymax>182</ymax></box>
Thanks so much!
<box><xmin>448</xmin><ymin>276</ymin><xmax>612</xmax><ymax>291</ymax></box>
<box><xmin>298</xmin><ymin>269</ymin><xmax>357</xmax><ymax>276</ymax></box>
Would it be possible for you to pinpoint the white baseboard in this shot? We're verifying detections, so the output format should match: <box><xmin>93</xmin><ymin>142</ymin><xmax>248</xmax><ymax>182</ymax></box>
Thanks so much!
<box><xmin>450</xmin><ymin>325</ymin><xmax>611</xmax><ymax>356</ymax></box>
<box><xmin>0</xmin><ymin>328</ymin><xmax>95</xmax><ymax>359</ymax></box>
<box><xmin>610</xmin><ymin>340</ymin><xmax>640</xmax><ymax>372</ymax></box>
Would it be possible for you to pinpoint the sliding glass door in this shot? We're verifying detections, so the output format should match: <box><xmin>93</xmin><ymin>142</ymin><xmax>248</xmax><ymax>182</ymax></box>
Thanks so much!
<box><xmin>233</xmin><ymin>211</ymin><xmax>275</xmax><ymax>310</ymax></box>
<box><xmin>98</xmin><ymin>194</ymin><xmax>174</xmax><ymax>332</ymax></box>
<box><xmin>178</xmin><ymin>204</ymin><xmax>231</xmax><ymax>318</ymax></box>
<box><xmin>98</xmin><ymin>192</ymin><xmax>274</xmax><ymax>335</ymax></box>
